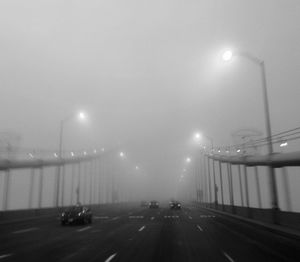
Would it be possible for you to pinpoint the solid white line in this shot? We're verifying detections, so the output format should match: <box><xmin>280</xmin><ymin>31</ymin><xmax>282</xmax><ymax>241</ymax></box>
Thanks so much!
<box><xmin>112</xmin><ymin>216</ymin><xmax>119</xmax><ymax>220</ymax></box>
<box><xmin>223</xmin><ymin>252</ymin><xmax>235</xmax><ymax>262</ymax></box>
<box><xmin>105</xmin><ymin>253</ymin><xmax>117</xmax><ymax>262</ymax></box>
<box><xmin>188</xmin><ymin>216</ymin><xmax>193</xmax><ymax>220</ymax></box>
<box><xmin>0</xmin><ymin>254</ymin><xmax>13</xmax><ymax>259</ymax></box>
<box><xmin>138</xmin><ymin>226</ymin><xmax>145</xmax><ymax>232</ymax></box>
<box><xmin>197</xmin><ymin>225</ymin><xmax>203</xmax><ymax>232</ymax></box>
<box><xmin>77</xmin><ymin>226</ymin><xmax>91</xmax><ymax>232</ymax></box>
<box><xmin>13</xmin><ymin>227</ymin><xmax>38</xmax><ymax>234</ymax></box>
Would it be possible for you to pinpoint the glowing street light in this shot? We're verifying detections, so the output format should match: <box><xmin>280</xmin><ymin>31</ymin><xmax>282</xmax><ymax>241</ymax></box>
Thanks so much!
<box><xmin>222</xmin><ymin>50</ymin><xmax>233</xmax><ymax>61</ymax></box>
<box><xmin>78</xmin><ymin>111</ymin><xmax>86</xmax><ymax>120</ymax></box>
<box><xmin>120</xmin><ymin>152</ymin><xmax>125</xmax><ymax>158</ymax></box>
<box><xmin>186</xmin><ymin>157</ymin><xmax>191</xmax><ymax>163</ymax></box>
<box><xmin>135</xmin><ymin>166</ymin><xmax>139</xmax><ymax>170</ymax></box>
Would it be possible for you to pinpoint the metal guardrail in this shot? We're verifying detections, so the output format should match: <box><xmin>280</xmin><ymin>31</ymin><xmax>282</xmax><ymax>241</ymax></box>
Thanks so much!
<box><xmin>196</xmin><ymin>151</ymin><xmax>300</xmax><ymax>224</ymax></box>
<box><xmin>208</xmin><ymin>151</ymin><xmax>300</xmax><ymax>167</ymax></box>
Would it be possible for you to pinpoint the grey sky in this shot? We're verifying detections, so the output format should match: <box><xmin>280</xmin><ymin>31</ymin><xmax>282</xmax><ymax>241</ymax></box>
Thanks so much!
<box><xmin>0</xmin><ymin>0</ymin><xmax>300</xmax><ymax>199</ymax></box>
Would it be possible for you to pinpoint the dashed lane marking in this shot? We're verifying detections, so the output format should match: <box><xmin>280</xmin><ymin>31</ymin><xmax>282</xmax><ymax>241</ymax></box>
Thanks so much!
<box><xmin>200</xmin><ymin>215</ymin><xmax>216</xmax><ymax>218</ymax></box>
<box><xmin>151</xmin><ymin>217</ymin><xmax>155</xmax><ymax>220</ymax></box>
<box><xmin>138</xmin><ymin>226</ymin><xmax>146</xmax><ymax>232</ymax></box>
<box><xmin>105</xmin><ymin>253</ymin><xmax>117</xmax><ymax>262</ymax></box>
<box><xmin>93</xmin><ymin>216</ymin><xmax>109</xmax><ymax>219</ymax></box>
<box><xmin>112</xmin><ymin>216</ymin><xmax>119</xmax><ymax>220</ymax></box>
<box><xmin>129</xmin><ymin>216</ymin><xmax>144</xmax><ymax>219</ymax></box>
<box><xmin>77</xmin><ymin>226</ymin><xmax>91</xmax><ymax>232</ymax></box>
<box><xmin>164</xmin><ymin>216</ymin><xmax>179</xmax><ymax>218</ymax></box>
<box><xmin>197</xmin><ymin>225</ymin><xmax>203</xmax><ymax>232</ymax></box>
<box><xmin>0</xmin><ymin>254</ymin><xmax>13</xmax><ymax>259</ymax></box>
<box><xmin>223</xmin><ymin>252</ymin><xmax>235</xmax><ymax>262</ymax></box>
<box><xmin>188</xmin><ymin>216</ymin><xmax>193</xmax><ymax>220</ymax></box>
<box><xmin>13</xmin><ymin>227</ymin><xmax>38</xmax><ymax>234</ymax></box>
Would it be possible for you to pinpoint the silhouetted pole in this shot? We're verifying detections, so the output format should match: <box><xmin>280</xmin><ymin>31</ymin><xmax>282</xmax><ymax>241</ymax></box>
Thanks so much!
<box><xmin>238</xmin><ymin>165</ymin><xmax>244</xmax><ymax>207</ymax></box>
<box><xmin>38</xmin><ymin>167</ymin><xmax>44</xmax><ymax>209</ymax></box>
<box><xmin>218</xmin><ymin>161</ymin><xmax>224</xmax><ymax>210</ymax></box>
<box><xmin>29</xmin><ymin>168</ymin><xmax>35</xmax><ymax>209</ymax></box>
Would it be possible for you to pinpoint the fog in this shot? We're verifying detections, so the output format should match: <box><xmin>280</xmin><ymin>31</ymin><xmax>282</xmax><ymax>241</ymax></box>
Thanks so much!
<box><xmin>0</xmin><ymin>0</ymin><xmax>300</xmax><ymax>206</ymax></box>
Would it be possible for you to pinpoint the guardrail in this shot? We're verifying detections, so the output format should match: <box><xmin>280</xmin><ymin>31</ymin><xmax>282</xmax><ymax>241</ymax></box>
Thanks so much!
<box><xmin>196</xmin><ymin>151</ymin><xmax>300</xmax><ymax>225</ymax></box>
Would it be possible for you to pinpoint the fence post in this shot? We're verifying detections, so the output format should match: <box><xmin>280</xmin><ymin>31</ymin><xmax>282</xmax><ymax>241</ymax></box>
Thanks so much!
<box><xmin>282</xmin><ymin>167</ymin><xmax>292</xmax><ymax>212</ymax></box>
<box><xmin>38</xmin><ymin>167</ymin><xmax>44</xmax><ymax>209</ymax></box>
<box><xmin>254</xmin><ymin>166</ymin><xmax>262</xmax><ymax>208</ymax></box>
<box><xmin>238</xmin><ymin>165</ymin><xmax>244</xmax><ymax>207</ymax></box>
<box><xmin>207</xmin><ymin>156</ymin><xmax>212</xmax><ymax>208</ymax></box>
<box><xmin>70</xmin><ymin>164</ymin><xmax>75</xmax><ymax>206</ymax></box>
<box><xmin>29</xmin><ymin>168</ymin><xmax>35</xmax><ymax>209</ymax></box>
<box><xmin>3</xmin><ymin>169</ymin><xmax>11</xmax><ymax>210</ymax></box>
<box><xmin>76</xmin><ymin>161</ymin><xmax>81</xmax><ymax>204</ymax></box>
<box><xmin>243</xmin><ymin>165</ymin><xmax>251</xmax><ymax>218</ymax></box>
<box><xmin>218</xmin><ymin>161</ymin><xmax>224</xmax><ymax>211</ymax></box>
<box><xmin>61</xmin><ymin>165</ymin><xmax>65</xmax><ymax>207</ymax></box>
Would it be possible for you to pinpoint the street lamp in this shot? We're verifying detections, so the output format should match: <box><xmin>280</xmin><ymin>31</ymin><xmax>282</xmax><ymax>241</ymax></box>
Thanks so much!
<box><xmin>186</xmin><ymin>157</ymin><xmax>191</xmax><ymax>163</ymax></box>
<box><xmin>55</xmin><ymin>110</ymin><xmax>87</xmax><ymax>207</ymax></box>
<box><xmin>222</xmin><ymin>49</ymin><xmax>279</xmax><ymax>215</ymax></box>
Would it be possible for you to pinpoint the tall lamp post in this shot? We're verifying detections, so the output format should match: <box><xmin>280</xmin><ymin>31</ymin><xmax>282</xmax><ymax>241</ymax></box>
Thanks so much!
<box><xmin>222</xmin><ymin>50</ymin><xmax>279</xmax><ymax>218</ymax></box>
<box><xmin>55</xmin><ymin>111</ymin><xmax>87</xmax><ymax>207</ymax></box>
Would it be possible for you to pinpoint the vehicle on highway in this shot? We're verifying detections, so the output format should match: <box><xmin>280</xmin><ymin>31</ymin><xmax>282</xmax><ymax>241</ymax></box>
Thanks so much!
<box><xmin>60</xmin><ymin>205</ymin><xmax>92</xmax><ymax>225</ymax></box>
<box><xmin>149</xmin><ymin>200</ymin><xmax>159</xmax><ymax>208</ymax></box>
<box><xmin>170</xmin><ymin>201</ymin><xmax>181</xmax><ymax>210</ymax></box>
<box><xmin>140</xmin><ymin>201</ymin><xmax>148</xmax><ymax>207</ymax></box>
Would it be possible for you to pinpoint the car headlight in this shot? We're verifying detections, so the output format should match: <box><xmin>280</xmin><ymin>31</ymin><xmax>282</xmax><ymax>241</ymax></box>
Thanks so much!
<box><xmin>61</xmin><ymin>212</ymin><xmax>65</xmax><ymax>216</ymax></box>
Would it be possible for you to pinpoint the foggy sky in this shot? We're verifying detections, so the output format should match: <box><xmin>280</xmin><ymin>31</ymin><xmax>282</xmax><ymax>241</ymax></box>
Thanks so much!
<box><xmin>0</xmin><ymin>0</ymin><xmax>300</xmax><ymax>199</ymax></box>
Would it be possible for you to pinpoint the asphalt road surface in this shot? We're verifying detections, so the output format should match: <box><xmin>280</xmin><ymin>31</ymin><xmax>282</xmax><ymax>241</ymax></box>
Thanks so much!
<box><xmin>0</xmin><ymin>204</ymin><xmax>300</xmax><ymax>261</ymax></box>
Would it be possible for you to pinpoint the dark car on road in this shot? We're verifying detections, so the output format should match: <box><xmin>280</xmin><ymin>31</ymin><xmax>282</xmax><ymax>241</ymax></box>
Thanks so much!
<box><xmin>149</xmin><ymin>200</ymin><xmax>159</xmax><ymax>209</ymax></box>
<box><xmin>170</xmin><ymin>201</ymin><xmax>181</xmax><ymax>210</ymax></box>
<box><xmin>61</xmin><ymin>205</ymin><xmax>92</xmax><ymax>225</ymax></box>
<box><xmin>140</xmin><ymin>201</ymin><xmax>148</xmax><ymax>207</ymax></box>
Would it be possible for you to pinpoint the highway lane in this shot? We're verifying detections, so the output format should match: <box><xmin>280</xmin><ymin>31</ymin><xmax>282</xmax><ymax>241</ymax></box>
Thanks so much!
<box><xmin>0</xmin><ymin>204</ymin><xmax>299</xmax><ymax>261</ymax></box>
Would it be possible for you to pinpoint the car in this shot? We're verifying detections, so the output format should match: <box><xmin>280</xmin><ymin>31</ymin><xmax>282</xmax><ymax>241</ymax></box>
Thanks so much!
<box><xmin>140</xmin><ymin>201</ymin><xmax>148</xmax><ymax>207</ymax></box>
<box><xmin>149</xmin><ymin>200</ymin><xmax>159</xmax><ymax>209</ymax></box>
<box><xmin>60</xmin><ymin>205</ymin><xmax>92</xmax><ymax>225</ymax></box>
<box><xmin>170</xmin><ymin>201</ymin><xmax>181</xmax><ymax>210</ymax></box>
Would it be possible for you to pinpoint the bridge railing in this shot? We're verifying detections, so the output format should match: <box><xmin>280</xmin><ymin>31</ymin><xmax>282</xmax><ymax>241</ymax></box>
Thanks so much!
<box><xmin>0</xmin><ymin>153</ymin><xmax>113</xmax><ymax>211</ymax></box>
<box><xmin>195</xmin><ymin>151</ymin><xmax>300</xmax><ymax>227</ymax></box>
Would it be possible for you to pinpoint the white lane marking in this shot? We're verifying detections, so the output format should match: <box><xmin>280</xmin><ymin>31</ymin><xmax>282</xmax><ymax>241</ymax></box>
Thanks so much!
<box><xmin>151</xmin><ymin>217</ymin><xmax>155</xmax><ymax>220</ymax></box>
<box><xmin>77</xmin><ymin>226</ymin><xmax>91</xmax><ymax>232</ymax></box>
<box><xmin>112</xmin><ymin>216</ymin><xmax>119</xmax><ymax>220</ymax></box>
<box><xmin>13</xmin><ymin>227</ymin><xmax>38</xmax><ymax>234</ymax></box>
<box><xmin>188</xmin><ymin>216</ymin><xmax>193</xmax><ymax>220</ymax></box>
<box><xmin>138</xmin><ymin>226</ymin><xmax>145</xmax><ymax>232</ymax></box>
<box><xmin>94</xmin><ymin>216</ymin><xmax>109</xmax><ymax>219</ymax></box>
<box><xmin>223</xmin><ymin>252</ymin><xmax>235</xmax><ymax>262</ymax></box>
<box><xmin>129</xmin><ymin>216</ymin><xmax>144</xmax><ymax>219</ymax></box>
<box><xmin>105</xmin><ymin>253</ymin><xmax>117</xmax><ymax>262</ymax></box>
<box><xmin>197</xmin><ymin>225</ymin><xmax>203</xmax><ymax>232</ymax></box>
<box><xmin>0</xmin><ymin>254</ymin><xmax>13</xmax><ymax>259</ymax></box>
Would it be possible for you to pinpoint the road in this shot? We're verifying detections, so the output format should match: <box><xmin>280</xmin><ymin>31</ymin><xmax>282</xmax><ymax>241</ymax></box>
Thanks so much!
<box><xmin>0</xmin><ymin>203</ymin><xmax>299</xmax><ymax>261</ymax></box>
